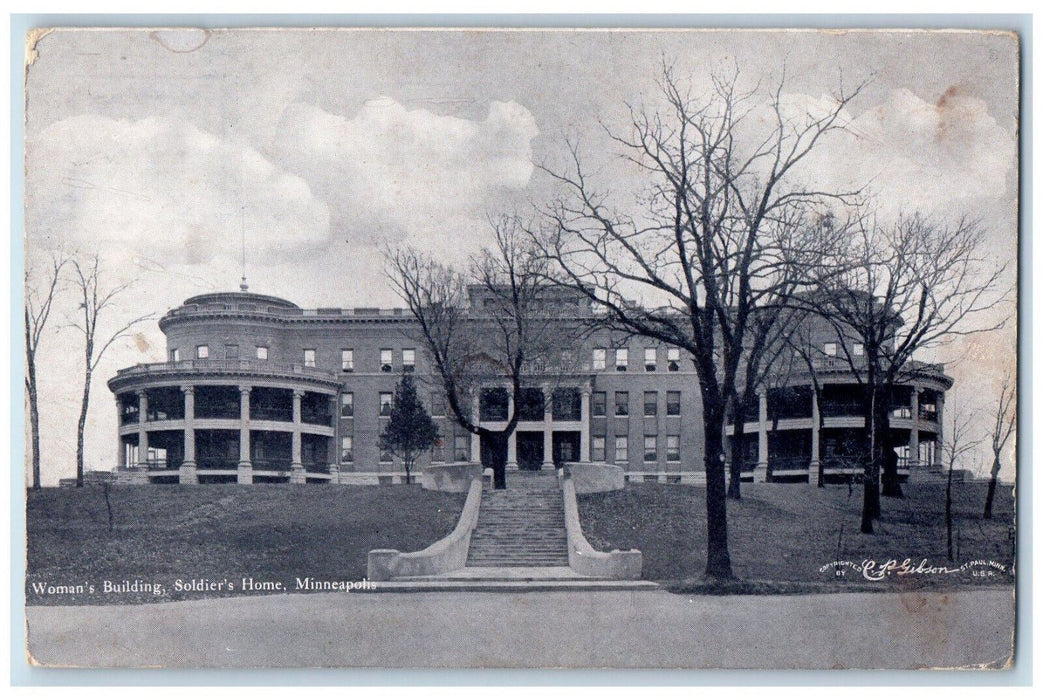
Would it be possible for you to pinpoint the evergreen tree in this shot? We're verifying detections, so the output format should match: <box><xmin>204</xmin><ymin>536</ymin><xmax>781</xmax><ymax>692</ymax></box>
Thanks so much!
<box><xmin>379</xmin><ymin>372</ymin><xmax>439</xmax><ymax>483</ymax></box>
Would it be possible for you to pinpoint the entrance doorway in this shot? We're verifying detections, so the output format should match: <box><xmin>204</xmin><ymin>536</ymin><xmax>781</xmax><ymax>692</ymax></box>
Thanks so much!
<box><xmin>516</xmin><ymin>431</ymin><xmax>544</xmax><ymax>470</ymax></box>
<box><xmin>553</xmin><ymin>431</ymin><xmax>581</xmax><ymax>468</ymax></box>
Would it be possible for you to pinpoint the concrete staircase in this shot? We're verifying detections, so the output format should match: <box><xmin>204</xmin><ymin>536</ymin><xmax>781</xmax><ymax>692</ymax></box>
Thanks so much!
<box><xmin>466</xmin><ymin>470</ymin><xmax>570</xmax><ymax>568</ymax></box>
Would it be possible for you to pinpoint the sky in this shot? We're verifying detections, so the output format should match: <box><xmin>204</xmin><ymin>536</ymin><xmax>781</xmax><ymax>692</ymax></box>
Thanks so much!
<box><xmin>23</xmin><ymin>28</ymin><xmax>1019</xmax><ymax>485</ymax></box>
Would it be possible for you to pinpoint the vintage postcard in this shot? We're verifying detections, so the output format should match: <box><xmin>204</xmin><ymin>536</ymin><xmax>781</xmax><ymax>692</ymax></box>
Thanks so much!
<box><xmin>22</xmin><ymin>26</ymin><xmax>1018</xmax><ymax>670</ymax></box>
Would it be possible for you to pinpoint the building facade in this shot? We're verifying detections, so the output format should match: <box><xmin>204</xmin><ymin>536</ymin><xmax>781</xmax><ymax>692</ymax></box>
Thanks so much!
<box><xmin>107</xmin><ymin>289</ymin><xmax>951</xmax><ymax>485</ymax></box>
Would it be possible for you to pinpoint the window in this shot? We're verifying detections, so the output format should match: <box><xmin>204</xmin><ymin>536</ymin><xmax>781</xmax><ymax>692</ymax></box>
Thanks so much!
<box><xmin>256</xmin><ymin>346</ymin><xmax>268</xmax><ymax>361</ymax></box>
<box><xmin>591</xmin><ymin>391</ymin><xmax>607</xmax><ymax>417</ymax></box>
<box><xmin>592</xmin><ymin>436</ymin><xmax>606</xmax><ymax>462</ymax></box>
<box><xmin>824</xmin><ymin>342</ymin><xmax>838</xmax><ymax>357</ymax></box>
<box><xmin>431</xmin><ymin>438</ymin><xmax>445</xmax><ymax>463</ymax></box>
<box><xmin>340</xmin><ymin>436</ymin><xmax>353</xmax><ymax>463</ymax></box>
<box><xmin>614</xmin><ymin>391</ymin><xmax>629</xmax><ymax>416</ymax></box>
<box><xmin>340</xmin><ymin>392</ymin><xmax>354</xmax><ymax>418</ymax></box>
<box><xmin>552</xmin><ymin>388</ymin><xmax>581</xmax><ymax>421</ymax></box>
<box><xmin>666</xmin><ymin>435</ymin><xmax>680</xmax><ymax>462</ymax></box>
<box><xmin>667</xmin><ymin>348</ymin><xmax>680</xmax><ymax>372</ymax></box>
<box><xmin>402</xmin><ymin>348</ymin><xmax>416</xmax><ymax>373</ymax></box>
<box><xmin>614</xmin><ymin>436</ymin><xmax>628</xmax><ymax>463</ymax></box>
<box><xmin>644</xmin><ymin>436</ymin><xmax>657</xmax><ymax>463</ymax></box>
<box><xmin>380</xmin><ymin>349</ymin><xmax>393</xmax><ymax>373</ymax></box>
<box><xmin>615</xmin><ymin>348</ymin><xmax>628</xmax><ymax>371</ymax></box>
<box><xmin>644</xmin><ymin>347</ymin><xmax>657</xmax><ymax>372</ymax></box>
<box><xmin>341</xmin><ymin>349</ymin><xmax>354</xmax><ymax>372</ymax></box>
<box><xmin>644</xmin><ymin>391</ymin><xmax>658</xmax><ymax>417</ymax></box>
<box><xmin>379</xmin><ymin>392</ymin><xmax>393</xmax><ymax>417</ymax></box>
<box><xmin>430</xmin><ymin>393</ymin><xmax>446</xmax><ymax>417</ymax></box>
<box><xmin>169</xmin><ymin>348</ymin><xmax>180</xmax><ymax>362</ymax></box>
<box><xmin>481</xmin><ymin>388</ymin><xmax>510</xmax><ymax>422</ymax></box>
<box><xmin>853</xmin><ymin>343</ymin><xmax>865</xmax><ymax>357</ymax></box>
<box><xmin>592</xmin><ymin>348</ymin><xmax>607</xmax><ymax>371</ymax></box>
<box><xmin>196</xmin><ymin>345</ymin><xmax>209</xmax><ymax>359</ymax></box>
<box><xmin>666</xmin><ymin>391</ymin><xmax>681</xmax><ymax>416</ymax></box>
<box><xmin>303</xmin><ymin>348</ymin><xmax>316</xmax><ymax>367</ymax></box>
<box><xmin>225</xmin><ymin>344</ymin><xmax>239</xmax><ymax>360</ymax></box>
<box><xmin>379</xmin><ymin>443</ymin><xmax>393</xmax><ymax>463</ymax></box>
<box><xmin>454</xmin><ymin>435</ymin><xmax>470</xmax><ymax>462</ymax></box>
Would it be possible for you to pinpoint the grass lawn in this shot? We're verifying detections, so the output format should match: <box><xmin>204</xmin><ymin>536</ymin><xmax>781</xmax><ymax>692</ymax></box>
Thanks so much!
<box><xmin>26</xmin><ymin>484</ymin><xmax>464</xmax><ymax>605</ymax></box>
<box><xmin>578</xmin><ymin>480</ymin><xmax>1016</xmax><ymax>591</ymax></box>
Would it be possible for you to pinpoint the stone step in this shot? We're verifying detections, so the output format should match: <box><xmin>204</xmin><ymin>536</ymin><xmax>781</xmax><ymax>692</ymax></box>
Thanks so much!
<box><xmin>470</xmin><ymin>539</ymin><xmax>567</xmax><ymax>545</ymax></box>
<box><xmin>469</xmin><ymin>548</ymin><xmax>567</xmax><ymax>555</ymax></box>
<box><xmin>466</xmin><ymin>563</ymin><xmax>571</xmax><ymax>569</ymax></box>
<box><xmin>466</xmin><ymin>479</ymin><xmax>569</xmax><ymax>568</ymax></box>
<box><xmin>473</xmin><ymin>538</ymin><xmax>571</xmax><ymax>546</ymax></box>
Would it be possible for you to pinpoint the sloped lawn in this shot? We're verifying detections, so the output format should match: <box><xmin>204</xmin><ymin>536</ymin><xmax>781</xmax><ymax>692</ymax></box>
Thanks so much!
<box><xmin>26</xmin><ymin>484</ymin><xmax>464</xmax><ymax>605</ymax></box>
<box><xmin>578</xmin><ymin>480</ymin><xmax>1016</xmax><ymax>591</ymax></box>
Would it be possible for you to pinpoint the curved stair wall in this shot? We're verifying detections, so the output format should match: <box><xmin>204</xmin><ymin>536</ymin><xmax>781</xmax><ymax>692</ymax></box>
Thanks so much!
<box><xmin>563</xmin><ymin>462</ymin><xmax>625</xmax><ymax>493</ymax></box>
<box><xmin>420</xmin><ymin>462</ymin><xmax>485</xmax><ymax>492</ymax></box>
<box><xmin>562</xmin><ymin>477</ymin><xmax>643</xmax><ymax>580</ymax></box>
<box><xmin>367</xmin><ymin>476</ymin><xmax>483</xmax><ymax>580</ymax></box>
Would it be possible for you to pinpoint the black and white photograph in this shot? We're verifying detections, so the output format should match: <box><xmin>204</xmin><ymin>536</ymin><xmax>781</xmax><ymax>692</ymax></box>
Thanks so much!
<box><xmin>21</xmin><ymin>24</ymin><xmax>1019</xmax><ymax>670</ymax></box>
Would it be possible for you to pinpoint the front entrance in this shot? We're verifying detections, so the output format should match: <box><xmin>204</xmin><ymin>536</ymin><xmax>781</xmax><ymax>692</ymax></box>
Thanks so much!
<box><xmin>552</xmin><ymin>431</ymin><xmax>581</xmax><ymax>468</ymax></box>
<box><xmin>516</xmin><ymin>431</ymin><xmax>544</xmax><ymax>470</ymax></box>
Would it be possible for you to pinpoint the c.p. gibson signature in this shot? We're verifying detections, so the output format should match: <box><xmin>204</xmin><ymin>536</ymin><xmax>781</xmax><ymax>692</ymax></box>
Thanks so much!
<box><xmin>819</xmin><ymin>558</ymin><xmax>1010</xmax><ymax>581</ymax></box>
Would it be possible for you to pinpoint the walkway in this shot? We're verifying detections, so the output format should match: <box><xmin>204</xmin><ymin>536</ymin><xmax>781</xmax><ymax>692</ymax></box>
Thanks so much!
<box><xmin>25</xmin><ymin>588</ymin><xmax>1014</xmax><ymax>669</ymax></box>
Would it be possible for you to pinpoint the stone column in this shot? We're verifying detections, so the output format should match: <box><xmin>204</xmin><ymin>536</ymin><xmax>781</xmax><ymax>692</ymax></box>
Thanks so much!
<box><xmin>237</xmin><ymin>386</ymin><xmax>253</xmax><ymax>484</ymax></box>
<box><xmin>506</xmin><ymin>389</ymin><xmax>518</xmax><ymax>469</ymax></box>
<box><xmin>328</xmin><ymin>395</ymin><xmax>338</xmax><ymax>479</ymax></box>
<box><xmin>934</xmin><ymin>393</ymin><xmax>945</xmax><ymax>469</ymax></box>
<box><xmin>136</xmin><ymin>390</ymin><xmax>149</xmax><ymax>469</ymax></box>
<box><xmin>290</xmin><ymin>389</ymin><xmax>305</xmax><ymax>483</ymax></box>
<box><xmin>179</xmin><ymin>386</ymin><xmax>198</xmax><ymax>484</ymax></box>
<box><xmin>470</xmin><ymin>392</ymin><xmax>481</xmax><ymax>463</ymax></box>
<box><xmin>115</xmin><ymin>396</ymin><xmax>126</xmax><ymax>468</ymax></box>
<box><xmin>908</xmin><ymin>387</ymin><xmax>920</xmax><ymax>469</ymax></box>
<box><xmin>754</xmin><ymin>390</ymin><xmax>768</xmax><ymax>483</ymax></box>
<box><xmin>809</xmin><ymin>389</ymin><xmax>820</xmax><ymax>482</ymax></box>
<box><xmin>580</xmin><ymin>386</ymin><xmax>591</xmax><ymax>462</ymax></box>
<box><xmin>542</xmin><ymin>384</ymin><xmax>554</xmax><ymax>469</ymax></box>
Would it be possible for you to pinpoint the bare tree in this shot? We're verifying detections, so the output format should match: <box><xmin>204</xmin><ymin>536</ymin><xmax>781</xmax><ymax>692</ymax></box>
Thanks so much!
<box><xmin>70</xmin><ymin>255</ymin><xmax>152</xmax><ymax>487</ymax></box>
<box><xmin>726</xmin><ymin>301</ymin><xmax>812</xmax><ymax>498</ymax></box>
<box><xmin>386</xmin><ymin>217</ymin><xmax>572</xmax><ymax>489</ymax></box>
<box><xmin>940</xmin><ymin>402</ymin><xmax>980</xmax><ymax>561</ymax></box>
<box><xmin>533</xmin><ymin>63</ymin><xmax>861</xmax><ymax>580</ymax></box>
<box><xmin>25</xmin><ymin>251</ymin><xmax>69</xmax><ymax>489</ymax></box>
<box><xmin>983</xmin><ymin>375</ymin><xmax>1016</xmax><ymax>519</ymax></box>
<box><xmin>801</xmin><ymin>213</ymin><xmax>1007</xmax><ymax>533</ymax></box>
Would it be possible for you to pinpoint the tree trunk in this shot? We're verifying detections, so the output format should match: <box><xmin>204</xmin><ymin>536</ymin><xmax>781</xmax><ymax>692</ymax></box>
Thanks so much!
<box><xmin>703</xmin><ymin>403</ymin><xmax>734</xmax><ymax>581</ymax></box>
<box><xmin>946</xmin><ymin>460</ymin><xmax>955</xmax><ymax>561</ymax></box>
<box><xmin>727</xmin><ymin>393</ymin><xmax>745</xmax><ymax>500</ymax></box>
<box><xmin>27</xmin><ymin>367</ymin><xmax>41</xmax><ymax>490</ymax></box>
<box><xmin>484</xmin><ymin>432</ymin><xmax>508</xmax><ymax>490</ymax></box>
<box><xmin>861</xmin><ymin>383</ymin><xmax>878</xmax><ymax>533</ymax></box>
<box><xmin>26</xmin><ymin>309</ymin><xmax>42</xmax><ymax>490</ymax></box>
<box><xmin>880</xmin><ymin>388</ymin><xmax>903</xmax><ymax>499</ymax></box>
<box><xmin>983</xmin><ymin>453</ymin><xmax>1001</xmax><ymax>519</ymax></box>
<box><xmin>76</xmin><ymin>366</ymin><xmax>92</xmax><ymax>488</ymax></box>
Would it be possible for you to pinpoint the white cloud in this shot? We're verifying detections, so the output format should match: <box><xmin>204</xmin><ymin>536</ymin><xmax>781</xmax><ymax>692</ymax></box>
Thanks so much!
<box><xmin>26</xmin><ymin>115</ymin><xmax>332</xmax><ymax>267</ymax></box>
<box><xmin>791</xmin><ymin>87</ymin><xmax>1016</xmax><ymax>213</ymax></box>
<box><xmin>271</xmin><ymin>97</ymin><xmax>539</xmax><ymax>250</ymax></box>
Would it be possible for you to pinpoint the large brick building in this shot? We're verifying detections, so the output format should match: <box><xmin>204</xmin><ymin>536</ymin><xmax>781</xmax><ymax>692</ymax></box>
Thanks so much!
<box><xmin>106</xmin><ymin>288</ymin><xmax>951</xmax><ymax>485</ymax></box>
